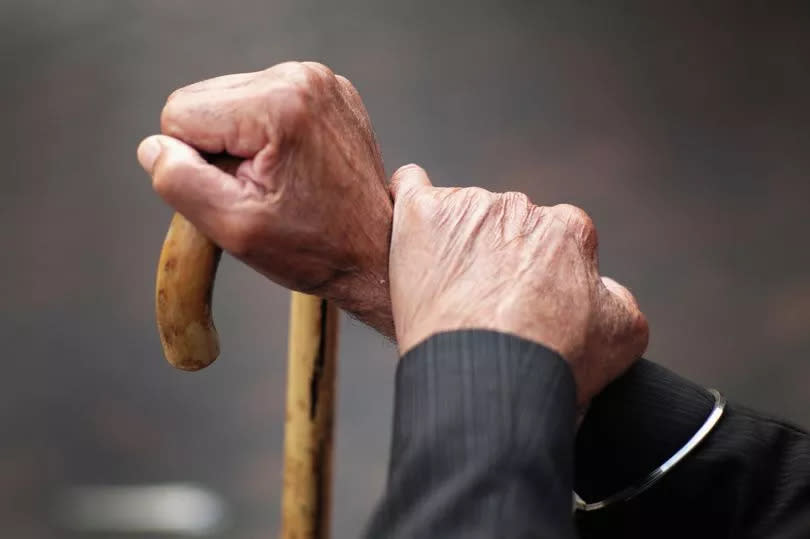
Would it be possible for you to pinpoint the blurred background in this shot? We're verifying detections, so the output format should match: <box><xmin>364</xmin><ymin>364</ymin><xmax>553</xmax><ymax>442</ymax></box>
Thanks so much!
<box><xmin>1</xmin><ymin>1</ymin><xmax>808</xmax><ymax>537</ymax></box>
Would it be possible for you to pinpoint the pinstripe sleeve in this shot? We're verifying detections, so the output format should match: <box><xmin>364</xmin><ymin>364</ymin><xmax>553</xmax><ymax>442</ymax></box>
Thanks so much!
<box><xmin>364</xmin><ymin>330</ymin><xmax>578</xmax><ymax>539</ymax></box>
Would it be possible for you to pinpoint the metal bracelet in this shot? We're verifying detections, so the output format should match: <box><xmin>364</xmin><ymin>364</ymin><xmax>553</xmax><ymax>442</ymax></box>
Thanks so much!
<box><xmin>574</xmin><ymin>388</ymin><xmax>726</xmax><ymax>512</ymax></box>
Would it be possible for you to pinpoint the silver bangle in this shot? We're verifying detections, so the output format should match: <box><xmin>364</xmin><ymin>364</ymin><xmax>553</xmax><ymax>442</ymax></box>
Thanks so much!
<box><xmin>574</xmin><ymin>388</ymin><xmax>726</xmax><ymax>512</ymax></box>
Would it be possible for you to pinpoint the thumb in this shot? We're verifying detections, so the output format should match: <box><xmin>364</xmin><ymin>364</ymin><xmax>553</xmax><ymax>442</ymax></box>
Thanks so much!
<box><xmin>388</xmin><ymin>163</ymin><xmax>432</xmax><ymax>202</ymax></box>
<box><xmin>137</xmin><ymin>134</ymin><xmax>242</xmax><ymax>245</ymax></box>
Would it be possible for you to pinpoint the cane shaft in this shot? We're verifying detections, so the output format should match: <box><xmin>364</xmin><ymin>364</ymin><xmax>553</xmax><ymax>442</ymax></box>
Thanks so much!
<box><xmin>281</xmin><ymin>292</ymin><xmax>339</xmax><ymax>539</ymax></box>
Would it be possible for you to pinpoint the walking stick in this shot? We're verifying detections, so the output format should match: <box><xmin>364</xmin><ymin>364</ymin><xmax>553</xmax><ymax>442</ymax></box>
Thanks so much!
<box><xmin>282</xmin><ymin>292</ymin><xmax>338</xmax><ymax>539</ymax></box>
<box><xmin>155</xmin><ymin>157</ymin><xmax>338</xmax><ymax>538</ymax></box>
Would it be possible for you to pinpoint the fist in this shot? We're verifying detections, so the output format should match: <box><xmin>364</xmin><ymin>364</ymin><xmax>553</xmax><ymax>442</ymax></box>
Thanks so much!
<box><xmin>388</xmin><ymin>165</ymin><xmax>649</xmax><ymax>407</ymax></box>
<box><xmin>137</xmin><ymin>61</ymin><xmax>394</xmax><ymax>336</ymax></box>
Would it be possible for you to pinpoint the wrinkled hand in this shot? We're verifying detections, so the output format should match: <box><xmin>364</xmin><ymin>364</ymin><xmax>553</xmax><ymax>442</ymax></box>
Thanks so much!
<box><xmin>137</xmin><ymin>61</ymin><xmax>394</xmax><ymax>336</ymax></box>
<box><xmin>388</xmin><ymin>165</ymin><xmax>649</xmax><ymax>407</ymax></box>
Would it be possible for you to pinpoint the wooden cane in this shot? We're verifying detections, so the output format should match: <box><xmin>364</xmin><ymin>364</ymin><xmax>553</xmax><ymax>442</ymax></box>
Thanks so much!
<box><xmin>281</xmin><ymin>293</ymin><xmax>338</xmax><ymax>539</ymax></box>
<box><xmin>155</xmin><ymin>156</ymin><xmax>338</xmax><ymax>538</ymax></box>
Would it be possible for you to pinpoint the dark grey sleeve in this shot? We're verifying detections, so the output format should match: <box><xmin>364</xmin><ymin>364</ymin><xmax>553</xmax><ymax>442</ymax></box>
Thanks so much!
<box><xmin>575</xmin><ymin>359</ymin><xmax>810</xmax><ymax>539</ymax></box>
<box><xmin>364</xmin><ymin>330</ymin><xmax>578</xmax><ymax>539</ymax></box>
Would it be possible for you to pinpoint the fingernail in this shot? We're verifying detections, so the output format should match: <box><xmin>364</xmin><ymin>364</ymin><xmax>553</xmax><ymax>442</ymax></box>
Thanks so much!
<box><xmin>137</xmin><ymin>136</ymin><xmax>162</xmax><ymax>174</ymax></box>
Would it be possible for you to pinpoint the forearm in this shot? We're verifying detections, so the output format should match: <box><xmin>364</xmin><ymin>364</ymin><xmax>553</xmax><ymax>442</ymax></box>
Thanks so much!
<box><xmin>575</xmin><ymin>360</ymin><xmax>810</xmax><ymax>538</ymax></box>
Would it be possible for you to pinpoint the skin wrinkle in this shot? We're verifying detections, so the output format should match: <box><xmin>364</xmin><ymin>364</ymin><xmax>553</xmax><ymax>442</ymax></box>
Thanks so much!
<box><xmin>450</xmin><ymin>193</ymin><xmax>489</xmax><ymax>260</ymax></box>
<box><xmin>450</xmin><ymin>226</ymin><xmax>482</xmax><ymax>283</ymax></box>
<box><xmin>302</xmin><ymin>88</ymin><xmax>385</xmax><ymax>263</ymax></box>
<box><xmin>139</xmin><ymin>60</ymin><xmax>647</xmax><ymax>368</ymax></box>
<box><xmin>143</xmin><ymin>62</ymin><xmax>396</xmax><ymax>335</ymax></box>
<box><xmin>246</xmin><ymin>145</ymin><xmax>278</xmax><ymax>196</ymax></box>
<box><xmin>388</xmin><ymin>170</ymin><xmax>648</xmax><ymax>407</ymax></box>
<box><xmin>225</xmin><ymin>105</ymin><xmax>245</xmax><ymax>159</ymax></box>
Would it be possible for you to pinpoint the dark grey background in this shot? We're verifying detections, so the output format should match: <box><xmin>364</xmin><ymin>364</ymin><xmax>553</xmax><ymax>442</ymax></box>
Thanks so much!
<box><xmin>1</xmin><ymin>1</ymin><xmax>808</xmax><ymax>537</ymax></box>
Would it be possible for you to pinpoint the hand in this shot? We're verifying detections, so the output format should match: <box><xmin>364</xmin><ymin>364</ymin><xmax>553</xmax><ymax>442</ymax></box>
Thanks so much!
<box><xmin>137</xmin><ymin>61</ymin><xmax>394</xmax><ymax>336</ymax></box>
<box><xmin>388</xmin><ymin>164</ymin><xmax>649</xmax><ymax>407</ymax></box>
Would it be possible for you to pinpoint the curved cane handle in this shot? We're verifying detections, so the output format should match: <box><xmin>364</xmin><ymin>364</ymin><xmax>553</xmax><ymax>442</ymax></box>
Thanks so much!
<box><xmin>154</xmin><ymin>154</ymin><xmax>240</xmax><ymax>371</ymax></box>
<box><xmin>156</xmin><ymin>212</ymin><xmax>222</xmax><ymax>371</ymax></box>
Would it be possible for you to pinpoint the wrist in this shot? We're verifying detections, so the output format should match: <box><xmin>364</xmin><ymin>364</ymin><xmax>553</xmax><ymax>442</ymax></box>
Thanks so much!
<box><xmin>333</xmin><ymin>267</ymin><xmax>395</xmax><ymax>339</ymax></box>
<box><xmin>574</xmin><ymin>359</ymin><xmax>715</xmax><ymax>501</ymax></box>
<box><xmin>397</xmin><ymin>319</ymin><xmax>567</xmax><ymax>363</ymax></box>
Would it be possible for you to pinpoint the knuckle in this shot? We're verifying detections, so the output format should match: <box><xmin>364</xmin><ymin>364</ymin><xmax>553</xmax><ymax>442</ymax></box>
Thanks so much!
<box><xmin>631</xmin><ymin>311</ymin><xmax>650</xmax><ymax>352</ymax></box>
<box><xmin>286</xmin><ymin>62</ymin><xmax>316</xmax><ymax>91</ymax></box>
<box><xmin>282</xmin><ymin>84</ymin><xmax>311</xmax><ymax>119</ymax></box>
<box><xmin>502</xmin><ymin>190</ymin><xmax>530</xmax><ymax>203</ymax></box>
<box><xmin>268</xmin><ymin>87</ymin><xmax>312</xmax><ymax>132</ymax></box>
<box><xmin>393</xmin><ymin>163</ymin><xmax>425</xmax><ymax>179</ymax></box>
<box><xmin>286</xmin><ymin>61</ymin><xmax>334</xmax><ymax>92</ymax></box>
<box><xmin>501</xmin><ymin>191</ymin><xmax>531</xmax><ymax>209</ymax></box>
<box><xmin>466</xmin><ymin>186</ymin><xmax>489</xmax><ymax>197</ymax></box>
<box><xmin>462</xmin><ymin>186</ymin><xmax>492</xmax><ymax>203</ymax></box>
<box><xmin>603</xmin><ymin>276</ymin><xmax>636</xmax><ymax>308</ymax></box>
<box><xmin>635</xmin><ymin>311</ymin><xmax>650</xmax><ymax>337</ymax></box>
<box><xmin>301</xmin><ymin>61</ymin><xmax>335</xmax><ymax>79</ymax></box>
<box><xmin>553</xmin><ymin>203</ymin><xmax>597</xmax><ymax>251</ymax></box>
<box><xmin>271</xmin><ymin>61</ymin><xmax>314</xmax><ymax>93</ymax></box>
<box><xmin>624</xmin><ymin>288</ymin><xmax>642</xmax><ymax>311</ymax></box>
<box><xmin>604</xmin><ymin>277</ymin><xmax>649</xmax><ymax>352</ymax></box>
<box><xmin>499</xmin><ymin>191</ymin><xmax>535</xmax><ymax>230</ymax></box>
<box><xmin>553</xmin><ymin>203</ymin><xmax>592</xmax><ymax>228</ymax></box>
<box><xmin>335</xmin><ymin>74</ymin><xmax>362</xmax><ymax>102</ymax></box>
<box><xmin>451</xmin><ymin>187</ymin><xmax>491</xmax><ymax>214</ymax></box>
<box><xmin>266</xmin><ymin>60</ymin><xmax>304</xmax><ymax>76</ymax></box>
<box><xmin>270</xmin><ymin>61</ymin><xmax>338</xmax><ymax>126</ymax></box>
<box><xmin>335</xmin><ymin>74</ymin><xmax>353</xmax><ymax>89</ymax></box>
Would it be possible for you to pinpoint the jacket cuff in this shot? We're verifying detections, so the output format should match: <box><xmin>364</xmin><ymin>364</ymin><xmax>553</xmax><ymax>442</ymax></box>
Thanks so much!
<box><xmin>575</xmin><ymin>359</ymin><xmax>714</xmax><ymax>500</ymax></box>
<box><xmin>391</xmin><ymin>330</ymin><xmax>577</xmax><ymax>507</ymax></box>
<box><xmin>395</xmin><ymin>330</ymin><xmax>577</xmax><ymax>451</ymax></box>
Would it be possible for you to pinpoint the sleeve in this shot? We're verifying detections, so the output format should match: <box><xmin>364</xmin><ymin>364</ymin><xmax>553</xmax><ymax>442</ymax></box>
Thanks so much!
<box><xmin>363</xmin><ymin>330</ymin><xmax>579</xmax><ymax>539</ymax></box>
<box><xmin>574</xmin><ymin>359</ymin><xmax>810</xmax><ymax>539</ymax></box>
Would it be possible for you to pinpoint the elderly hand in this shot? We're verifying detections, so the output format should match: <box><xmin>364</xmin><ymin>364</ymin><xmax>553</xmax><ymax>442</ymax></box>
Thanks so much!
<box><xmin>137</xmin><ymin>61</ymin><xmax>394</xmax><ymax>336</ymax></box>
<box><xmin>388</xmin><ymin>165</ymin><xmax>649</xmax><ymax>407</ymax></box>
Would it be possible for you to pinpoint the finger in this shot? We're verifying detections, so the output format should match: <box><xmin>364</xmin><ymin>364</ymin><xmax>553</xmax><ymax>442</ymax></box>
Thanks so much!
<box><xmin>160</xmin><ymin>90</ymin><xmax>276</xmax><ymax>157</ymax></box>
<box><xmin>169</xmin><ymin>71</ymin><xmax>260</xmax><ymax>97</ymax></box>
<box><xmin>551</xmin><ymin>204</ymin><xmax>599</xmax><ymax>267</ymax></box>
<box><xmin>600</xmin><ymin>276</ymin><xmax>649</xmax><ymax>355</ymax></box>
<box><xmin>160</xmin><ymin>62</ymin><xmax>326</xmax><ymax>158</ymax></box>
<box><xmin>389</xmin><ymin>164</ymin><xmax>433</xmax><ymax>201</ymax></box>
<box><xmin>601</xmin><ymin>277</ymin><xmax>638</xmax><ymax>309</ymax></box>
<box><xmin>137</xmin><ymin>134</ymin><xmax>245</xmax><ymax>245</ymax></box>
